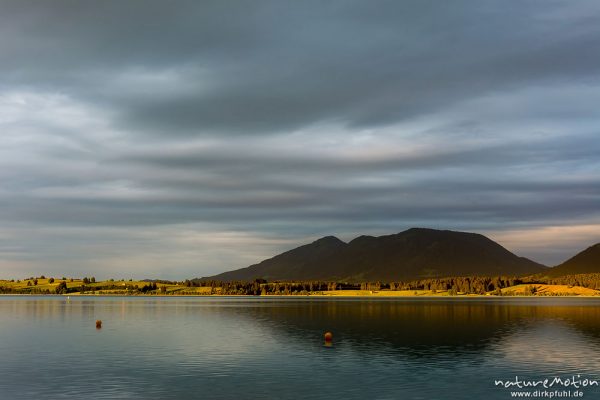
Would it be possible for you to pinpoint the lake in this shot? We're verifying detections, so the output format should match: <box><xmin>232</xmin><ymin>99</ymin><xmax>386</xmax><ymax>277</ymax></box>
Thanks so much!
<box><xmin>1</xmin><ymin>296</ymin><xmax>599</xmax><ymax>399</ymax></box>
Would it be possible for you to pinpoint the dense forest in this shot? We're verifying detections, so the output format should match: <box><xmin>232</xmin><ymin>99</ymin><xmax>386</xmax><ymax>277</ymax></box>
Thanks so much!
<box><xmin>190</xmin><ymin>276</ymin><xmax>527</xmax><ymax>295</ymax></box>
<box><xmin>546</xmin><ymin>273</ymin><xmax>600</xmax><ymax>290</ymax></box>
<box><xmin>183</xmin><ymin>274</ymin><xmax>600</xmax><ymax>295</ymax></box>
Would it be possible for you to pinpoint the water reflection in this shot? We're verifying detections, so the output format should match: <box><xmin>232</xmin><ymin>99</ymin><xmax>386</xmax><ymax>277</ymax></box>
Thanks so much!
<box><xmin>205</xmin><ymin>298</ymin><xmax>600</xmax><ymax>358</ymax></box>
<box><xmin>0</xmin><ymin>296</ymin><xmax>599</xmax><ymax>400</ymax></box>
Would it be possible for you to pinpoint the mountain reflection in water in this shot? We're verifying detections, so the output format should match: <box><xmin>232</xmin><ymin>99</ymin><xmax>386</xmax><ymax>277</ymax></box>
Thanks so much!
<box><xmin>1</xmin><ymin>297</ymin><xmax>599</xmax><ymax>400</ymax></box>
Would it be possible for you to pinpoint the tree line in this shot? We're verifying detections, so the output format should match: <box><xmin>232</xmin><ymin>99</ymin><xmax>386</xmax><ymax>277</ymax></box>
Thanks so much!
<box><xmin>3</xmin><ymin>272</ymin><xmax>600</xmax><ymax>295</ymax></box>
<box><xmin>188</xmin><ymin>276</ymin><xmax>522</xmax><ymax>295</ymax></box>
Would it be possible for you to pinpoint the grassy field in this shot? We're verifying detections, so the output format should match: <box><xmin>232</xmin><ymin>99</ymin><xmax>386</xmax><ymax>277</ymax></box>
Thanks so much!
<box><xmin>0</xmin><ymin>278</ymin><xmax>141</xmax><ymax>290</ymax></box>
<box><xmin>499</xmin><ymin>284</ymin><xmax>600</xmax><ymax>296</ymax></box>
<box><xmin>316</xmin><ymin>289</ymin><xmax>465</xmax><ymax>296</ymax></box>
<box><xmin>2</xmin><ymin>277</ymin><xmax>600</xmax><ymax>297</ymax></box>
<box><xmin>317</xmin><ymin>285</ymin><xmax>600</xmax><ymax>297</ymax></box>
<box><xmin>0</xmin><ymin>278</ymin><xmax>190</xmax><ymax>295</ymax></box>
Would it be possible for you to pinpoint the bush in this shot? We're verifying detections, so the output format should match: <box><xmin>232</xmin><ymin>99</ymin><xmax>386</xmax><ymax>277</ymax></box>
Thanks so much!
<box><xmin>48</xmin><ymin>278</ymin><xmax>55</xmax><ymax>283</ymax></box>
<box><xmin>55</xmin><ymin>281</ymin><xmax>68</xmax><ymax>294</ymax></box>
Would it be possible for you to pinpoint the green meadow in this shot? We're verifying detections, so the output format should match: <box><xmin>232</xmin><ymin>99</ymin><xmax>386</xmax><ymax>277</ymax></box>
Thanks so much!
<box><xmin>1</xmin><ymin>276</ymin><xmax>599</xmax><ymax>297</ymax></box>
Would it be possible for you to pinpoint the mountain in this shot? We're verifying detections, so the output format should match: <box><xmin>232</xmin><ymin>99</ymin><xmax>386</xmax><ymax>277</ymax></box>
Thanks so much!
<box><xmin>205</xmin><ymin>236</ymin><xmax>347</xmax><ymax>282</ymax></box>
<box><xmin>546</xmin><ymin>243</ymin><xmax>600</xmax><ymax>277</ymax></box>
<box><xmin>201</xmin><ymin>228</ymin><xmax>547</xmax><ymax>282</ymax></box>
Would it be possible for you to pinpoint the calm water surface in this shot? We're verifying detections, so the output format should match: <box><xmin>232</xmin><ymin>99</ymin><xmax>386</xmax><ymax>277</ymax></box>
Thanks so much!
<box><xmin>1</xmin><ymin>296</ymin><xmax>600</xmax><ymax>399</ymax></box>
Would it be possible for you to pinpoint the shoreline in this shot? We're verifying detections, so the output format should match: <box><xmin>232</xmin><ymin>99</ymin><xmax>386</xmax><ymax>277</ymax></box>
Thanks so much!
<box><xmin>2</xmin><ymin>293</ymin><xmax>600</xmax><ymax>299</ymax></box>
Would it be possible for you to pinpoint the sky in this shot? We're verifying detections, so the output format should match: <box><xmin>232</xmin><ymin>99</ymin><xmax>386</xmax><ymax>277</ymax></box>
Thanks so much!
<box><xmin>1</xmin><ymin>0</ymin><xmax>600</xmax><ymax>279</ymax></box>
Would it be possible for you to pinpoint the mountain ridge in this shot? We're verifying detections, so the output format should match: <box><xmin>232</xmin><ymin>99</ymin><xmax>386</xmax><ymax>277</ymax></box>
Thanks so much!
<box><xmin>544</xmin><ymin>243</ymin><xmax>600</xmax><ymax>277</ymax></box>
<box><xmin>201</xmin><ymin>228</ymin><xmax>548</xmax><ymax>282</ymax></box>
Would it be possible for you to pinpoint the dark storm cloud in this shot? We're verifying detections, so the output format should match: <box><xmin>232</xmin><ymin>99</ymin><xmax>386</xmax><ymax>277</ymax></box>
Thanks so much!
<box><xmin>2</xmin><ymin>0</ymin><xmax>600</xmax><ymax>135</ymax></box>
<box><xmin>1</xmin><ymin>0</ymin><xmax>600</xmax><ymax>277</ymax></box>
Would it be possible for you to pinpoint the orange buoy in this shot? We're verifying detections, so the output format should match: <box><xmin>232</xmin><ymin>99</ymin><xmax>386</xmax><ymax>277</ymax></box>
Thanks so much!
<box><xmin>96</xmin><ymin>320</ymin><xmax>102</xmax><ymax>329</ymax></box>
<box><xmin>324</xmin><ymin>331</ymin><xmax>333</xmax><ymax>342</ymax></box>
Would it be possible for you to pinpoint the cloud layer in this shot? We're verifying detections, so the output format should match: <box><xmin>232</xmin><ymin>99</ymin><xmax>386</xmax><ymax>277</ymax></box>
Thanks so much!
<box><xmin>1</xmin><ymin>1</ymin><xmax>600</xmax><ymax>278</ymax></box>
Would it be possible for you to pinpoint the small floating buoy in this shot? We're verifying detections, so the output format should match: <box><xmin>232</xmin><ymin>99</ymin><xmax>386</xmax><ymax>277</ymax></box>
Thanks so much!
<box><xmin>324</xmin><ymin>331</ymin><xmax>333</xmax><ymax>343</ymax></box>
<box><xmin>96</xmin><ymin>320</ymin><xmax>102</xmax><ymax>329</ymax></box>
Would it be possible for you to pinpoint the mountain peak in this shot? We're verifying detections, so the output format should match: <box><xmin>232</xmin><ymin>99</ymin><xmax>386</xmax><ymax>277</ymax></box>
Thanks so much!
<box><xmin>202</xmin><ymin>228</ymin><xmax>546</xmax><ymax>282</ymax></box>
<box><xmin>312</xmin><ymin>236</ymin><xmax>345</xmax><ymax>246</ymax></box>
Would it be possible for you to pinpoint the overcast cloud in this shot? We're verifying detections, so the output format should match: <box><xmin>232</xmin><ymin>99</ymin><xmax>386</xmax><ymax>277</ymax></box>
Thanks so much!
<box><xmin>1</xmin><ymin>0</ymin><xmax>600</xmax><ymax>279</ymax></box>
